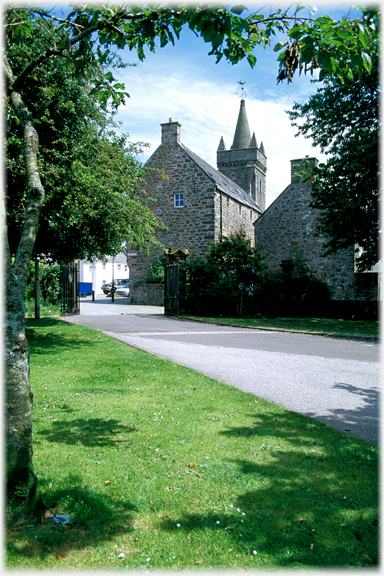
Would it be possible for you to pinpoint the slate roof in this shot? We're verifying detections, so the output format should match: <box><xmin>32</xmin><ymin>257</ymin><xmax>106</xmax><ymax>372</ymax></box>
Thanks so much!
<box><xmin>180</xmin><ymin>142</ymin><xmax>262</xmax><ymax>213</ymax></box>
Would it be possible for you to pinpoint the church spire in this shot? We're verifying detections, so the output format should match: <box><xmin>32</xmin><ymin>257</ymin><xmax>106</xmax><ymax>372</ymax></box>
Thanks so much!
<box><xmin>217</xmin><ymin>136</ymin><xmax>226</xmax><ymax>151</ymax></box>
<box><xmin>231</xmin><ymin>99</ymin><xmax>251</xmax><ymax>150</ymax></box>
<box><xmin>249</xmin><ymin>132</ymin><xmax>258</xmax><ymax>149</ymax></box>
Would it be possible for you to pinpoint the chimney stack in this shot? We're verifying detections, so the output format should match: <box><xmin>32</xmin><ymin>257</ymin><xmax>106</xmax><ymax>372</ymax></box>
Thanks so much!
<box><xmin>161</xmin><ymin>119</ymin><xmax>181</xmax><ymax>145</ymax></box>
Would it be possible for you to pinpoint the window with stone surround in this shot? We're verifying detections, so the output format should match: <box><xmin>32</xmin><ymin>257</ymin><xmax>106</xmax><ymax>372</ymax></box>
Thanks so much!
<box><xmin>174</xmin><ymin>193</ymin><xmax>184</xmax><ymax>207</ymax></box>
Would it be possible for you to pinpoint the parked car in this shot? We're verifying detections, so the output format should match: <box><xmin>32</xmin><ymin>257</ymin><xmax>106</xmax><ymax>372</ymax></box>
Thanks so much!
<box><xmin>116</xmin><ymin>283</ymin><xmax>130</xmax><ymax>297</ymax></box>
<box><xmin>102</xmin><ymin>278</ymin><xmax>129</xmax><ymax>295</ymax></box>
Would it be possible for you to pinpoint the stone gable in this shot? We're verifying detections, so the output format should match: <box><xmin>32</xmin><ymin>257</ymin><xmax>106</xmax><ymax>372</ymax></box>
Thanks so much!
<box><xmin>129</xmin><ymin>118</ymin><xmax>262</xmax><ymax>299</ymax></box>
<box><xmin>254</xmin><ymin>160</ymin><xmax>356</xmax><ymax>300</ymax></box>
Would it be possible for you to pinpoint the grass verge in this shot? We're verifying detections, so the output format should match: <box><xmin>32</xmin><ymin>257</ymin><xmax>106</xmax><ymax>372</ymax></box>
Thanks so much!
<box><xmin>6</xmin><ymin>318</ymin><xmax>379</xmax><ymax>570</ymax></box>
<box><xmin>25</xmin><ymin>299</ymin><xmax>61</xmax><ymax>318</ymax></box>
<box><xmin>181</xmin><ymin>316</ymin><xmax>380</xmax><ymax>338</ymax></box>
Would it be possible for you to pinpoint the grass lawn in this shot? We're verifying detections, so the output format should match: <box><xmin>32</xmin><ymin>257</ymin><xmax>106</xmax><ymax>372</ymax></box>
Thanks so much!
<box><xmin>182</xmin><ymin>316</ymin><xmax>380</xmax><ymax>338</ymax></box>
<box><xmin>25</xmin><ymin>299</ymin><xmax>61</xmax><ymax>318</ymax></box>
<box><xmin>6</xmin><ymin>318</ymin><xmax>379</xmax><ymax>570</ymax></box>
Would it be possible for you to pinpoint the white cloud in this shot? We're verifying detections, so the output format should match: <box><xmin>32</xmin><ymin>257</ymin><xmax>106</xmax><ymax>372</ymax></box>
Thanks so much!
<box><xmin>117</xmin><ymin>63</ymin><xmax>325</xmax><ymax>208</ymax></box>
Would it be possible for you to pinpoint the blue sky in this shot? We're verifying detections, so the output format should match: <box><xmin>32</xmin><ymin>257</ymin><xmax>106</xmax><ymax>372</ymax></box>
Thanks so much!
<box><xmin>50</xmin><ymin>2</ymin><xmax>363</xmax><ymax>206</ymax></box>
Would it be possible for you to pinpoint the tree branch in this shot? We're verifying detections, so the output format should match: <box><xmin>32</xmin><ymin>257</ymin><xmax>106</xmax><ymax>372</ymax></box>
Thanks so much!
<box><xmin>7</xmin><ymin>6</ymin><xmax>182</xmax><ymax>92</ymax></box>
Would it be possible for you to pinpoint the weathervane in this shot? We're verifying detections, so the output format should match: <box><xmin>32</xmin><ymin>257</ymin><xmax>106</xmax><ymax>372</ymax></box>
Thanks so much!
<box><xmin>237</xmin><ymin>80</ymin><xmax>246</xmax><ymax>99</ymax></box>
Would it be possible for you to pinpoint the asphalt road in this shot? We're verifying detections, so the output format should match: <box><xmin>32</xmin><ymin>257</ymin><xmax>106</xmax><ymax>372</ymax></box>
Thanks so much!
<box><xmin>67</xmin><ymin>297</ymin><xmax>380</xmax><ymax>445</ymax></box>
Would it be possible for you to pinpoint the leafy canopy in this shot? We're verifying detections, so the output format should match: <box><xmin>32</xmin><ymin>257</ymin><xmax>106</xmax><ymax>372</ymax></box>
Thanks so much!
<box><xmin>5</xmin><ymin>3</ymin><xmax>380</xmax><ymax>101</ymax></box>
<box><xmin>5</xmin><ymin>12</ymin><xmax>166</xmax><ymax>262</ymax></box>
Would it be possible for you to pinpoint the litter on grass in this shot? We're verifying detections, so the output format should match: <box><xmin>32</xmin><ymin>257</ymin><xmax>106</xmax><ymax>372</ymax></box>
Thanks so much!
<box><xmin>45</xmin><ymin>510</ymin><xmax>71</xmax><ymax>524</ymax></box>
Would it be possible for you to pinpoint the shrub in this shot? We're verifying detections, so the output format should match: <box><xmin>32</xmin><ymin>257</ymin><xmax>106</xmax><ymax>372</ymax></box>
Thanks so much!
<box><xmin>181</xmin><ymin>231</ymin><xmax>267</xmax><ymax>316</ymax></box>
<box><xmin>26</xmin><ymin>261</ymin><xmax>61</xmax><ymax>305</ymax></box>
<box><xmin>255</xmin><ymin>253</ymin><xmax>332</xmax><ymax>318</ymax></box>
<box><xmin>146</xmin><ymin>257</ymin><xmax>166</xmax><ymax>284</ymax></box>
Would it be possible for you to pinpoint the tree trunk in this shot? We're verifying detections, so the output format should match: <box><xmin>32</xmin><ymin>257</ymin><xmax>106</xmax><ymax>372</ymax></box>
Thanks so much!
<box><xmin>5</xmin><ymin>267</ymin><xmax>42</xmax><ymax>511</ymax></box>
<box><xmin>5</xmin><ymin>56</ymin><xmax>45</xmax><ymax>514</ymax></box>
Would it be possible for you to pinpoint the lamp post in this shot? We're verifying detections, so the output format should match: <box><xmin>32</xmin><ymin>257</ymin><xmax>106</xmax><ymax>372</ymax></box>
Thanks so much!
<box><xmin>111</xmin><ymin>255</ymin><xmax>116</xmax><ymax>302</ymax></box>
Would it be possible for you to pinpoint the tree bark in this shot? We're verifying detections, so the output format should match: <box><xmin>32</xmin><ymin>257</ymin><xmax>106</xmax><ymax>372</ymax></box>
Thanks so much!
<box><xmin>5</xmin><ymin>56</ymin><xmax>45</xmax><ymax>513</ymax></box>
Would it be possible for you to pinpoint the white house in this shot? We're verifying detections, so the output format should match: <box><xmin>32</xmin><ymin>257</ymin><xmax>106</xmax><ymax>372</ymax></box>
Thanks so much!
<box><xmin>79</xmin><ymin>253</ymin><xmax>129</xmax><ymax>294</ymax></box>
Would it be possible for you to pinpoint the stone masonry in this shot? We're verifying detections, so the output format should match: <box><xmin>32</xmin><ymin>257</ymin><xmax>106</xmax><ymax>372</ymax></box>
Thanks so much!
<box><xmin>217</xmin><ymin>99</ymin><xmax>267</xmax><ymax>210</ymax></box>
<box><xmin>130</xmin><ymin>112</ymin><xmax>263</xmax><ymax>301</ymax></box>
<box><xmin>254</xmin><ymin>157</ymin><xmax>356</xmax><ymax>300</ymax></box>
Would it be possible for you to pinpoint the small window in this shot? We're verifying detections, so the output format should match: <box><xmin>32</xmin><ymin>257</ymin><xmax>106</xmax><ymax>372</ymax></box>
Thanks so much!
<box><xmin>250</xmin><ymin>210</ymin><xmax>252</xmax><ymax>220</ymax></box>
<box><xmin>125</xmin><ymin>265</ymin><xmax>128</xmax><ymax>271</ymax></box>
<box><xmin>174</xmin><ymin>193</ymin><xmax>184</xmax><ymax>208</ymax></box>
<box><xmin>117</xmin><ymin>264</ymin><xmax>121</xmax><ymax>271</ymax></box>
<box><xmin>102</xmin><ymin>263</ymin><xmax>106</xmax><ymax>270</ymax></box>
<box><xmin>239</xmin><ymin>204</ymin><xmax>242</xmax><ymax>215</ymax></box>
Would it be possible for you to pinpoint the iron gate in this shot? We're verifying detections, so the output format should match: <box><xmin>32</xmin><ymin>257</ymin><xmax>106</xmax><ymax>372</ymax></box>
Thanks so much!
<box><xmin>61</xmin><ymin>262</ymin><xmax>80</xmax><ymax>315</ymax></box>
<box><xmin>164</xmin><ymin>260</ymin><xmax>179</xmax><ymax>316</ymax></box>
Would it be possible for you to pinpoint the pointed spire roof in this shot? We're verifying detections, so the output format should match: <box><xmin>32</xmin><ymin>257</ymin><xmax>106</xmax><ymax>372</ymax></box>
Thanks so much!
<box><xmin>231</xmin><ymin>99</ymin><xmax>251</xmax><ymax>150</ymax></box>
<box><xmin>249</xmin><ymin>132</ymin><xmax>257</xmax><ymax>148</ymax></box>
<box><xmin>259</xmin><ymin>141</ymin><xmax>266</xmax><ymax>155</ymax></box>
<box><xmin>217</xmin><ymin>136</ymin><xmax>226</xmax><ymax>151</ymax></box>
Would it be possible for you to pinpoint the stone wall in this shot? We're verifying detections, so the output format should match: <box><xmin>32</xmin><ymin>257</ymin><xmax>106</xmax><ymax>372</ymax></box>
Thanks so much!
<box><xmin>254</xmin><ymin>178</ymin><xmax>356</xmax><ymax>300</ymax></box>
<box><xmin>214</xmin><ymin>190</ymin><xmax>258</xmax><ymax>245</ymax></box>
<box><xmin>131</xmin><ymin>120</ymin><xmax>260</xmax><ymax>289</ymax></box>
<box><xmin>217</xmin><ymin>147</ymin><xmax>267</xmax><ymax>210</ymax></box>
<box><xmin>130</xmin><ymin>283</ymin><xmax>164</xmax><ymax>306</ymax></box>
<box><xmin>131</xmin><ymin>141</ymin><xmax>217</xmax><ymax>286</ymax></box>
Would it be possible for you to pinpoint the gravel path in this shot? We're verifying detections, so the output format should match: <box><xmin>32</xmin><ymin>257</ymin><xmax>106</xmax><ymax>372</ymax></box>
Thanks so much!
<box><xmin>79</xmin><ymin>294</ymin><xmax>164</xmax><ymax>316</ymax></box>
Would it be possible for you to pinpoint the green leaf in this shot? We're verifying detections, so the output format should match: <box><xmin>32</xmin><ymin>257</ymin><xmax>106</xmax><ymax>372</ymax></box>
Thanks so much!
<box><xmin>361</xmin><ymin>51</ymin><xmax>372</xmax><ymax>73</ymax></box>
<box><xmin>247</xmin><ymin>53</ymin><xmax>257</xmax><ymax>68</ymax></box>
<box><xmin>273</xmin><ymin>41</ymin><xmax>288</xmax><ymax>52</ymax></box>
<box><xmin>231</xmin><ymin>4</ymin><xmax>247</xmax><ymax>15</ymax></box>
<box><xmin>288</xmin><ymin>26</ymin><xmax>304</xmax><ymax>40</ymax></box>
<box><xmin>358</xmin><ymin>28</ymin><xmax>371</xmax><ymax>49</ymax></box>
<box><xmin>294</xmin><ymin>4</ymin><xmax>306</xmax><ymax>14</ymax></box>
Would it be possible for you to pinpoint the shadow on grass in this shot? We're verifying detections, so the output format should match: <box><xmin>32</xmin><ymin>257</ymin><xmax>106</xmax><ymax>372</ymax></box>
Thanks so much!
<box><xmin>26</xmin><ymin>317</ymin><xmax>98</xmax><ymax>357</ymax></box>
<box><xmin>39</xmin><ymin>418</ymin><xmax>137</xmax><ymax>447</ymax></box>
<box><xmin>7</xmin><ymin>474</ymin><xmax>136</xmax><ymax>561</ymax></box>
<box><xmin>160</xmin><ymin>410</ymin><xmax>379</xmax><ymax>568</ymax></box>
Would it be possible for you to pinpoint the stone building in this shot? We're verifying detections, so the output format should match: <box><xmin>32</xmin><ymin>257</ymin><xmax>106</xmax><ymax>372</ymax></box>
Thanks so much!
<box><xmin>129</xmin><ymin>98</ymin><xmax>378</xmax><ymax>306</ymax></box>
<box><xmin>253</xmin><ymin>157</ymin><xmax>378</xmax><ymax>301</ymax></box>
<box><xmin>217</xmin><ymin>98</ymin><xmax>267</xmax><ymax>210</ymax></box>
<box><xmin>130</xmin><ymin>101</ymin><xmax>264</xmax><ymax>304</ymax></box>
